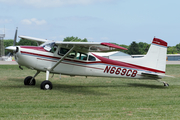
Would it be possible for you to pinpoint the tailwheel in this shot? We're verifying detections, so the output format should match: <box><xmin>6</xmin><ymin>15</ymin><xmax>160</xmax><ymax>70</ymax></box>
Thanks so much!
<box><xmin>41</xmin><ymin>80</ymin><xmax>53</xmax><ymax>90</ymax></box>
<box><xmin>24</xmin><ymin>76</ymin><xmax>36</xmax><ymax>85</ymax></box>
<box><xmin>164</xmin><ymin>83</ymin><xmax>169</xmax><ymax>87</ymax></box>
<box><xmin>157</xmin><ymin>80</ymin><xmax>169</xmax><ymax>87</ymax></box>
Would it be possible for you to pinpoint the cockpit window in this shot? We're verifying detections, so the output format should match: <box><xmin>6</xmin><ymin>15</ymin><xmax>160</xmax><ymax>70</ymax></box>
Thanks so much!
<box><xmin>58</xmin><ymin>48</ymin><xmax>95</xmax><ymax>61</ymax></box>
<box><xmin>43</xmin><ymin>42</ymin><xmax>57</xmax><ymax>53</ymax></box>
<box><xmin>59</xmin><ymin>48</ymin><xmax>69</xmax><ymax>55</ymax></box>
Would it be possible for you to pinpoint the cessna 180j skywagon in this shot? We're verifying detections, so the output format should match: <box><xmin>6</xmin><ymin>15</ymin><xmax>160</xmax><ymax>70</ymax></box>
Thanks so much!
<box><xmin>6</xmin><ymin>29</ymin><xmax>170</xmax><ymax>90</ymax></box>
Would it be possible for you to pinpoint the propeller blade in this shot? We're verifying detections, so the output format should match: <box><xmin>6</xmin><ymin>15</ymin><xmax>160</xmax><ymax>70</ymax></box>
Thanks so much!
<box><xmin>13</xmin><ymin>27</ymin><xmax>18</xmax><ymax>46</ymax></box>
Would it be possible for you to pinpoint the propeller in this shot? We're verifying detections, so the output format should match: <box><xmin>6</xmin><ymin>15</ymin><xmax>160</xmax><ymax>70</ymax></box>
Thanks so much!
<box><xmin>6</xmin><ymin>27</ymin><xmax>18</xmax><ymax>56</ymax></box>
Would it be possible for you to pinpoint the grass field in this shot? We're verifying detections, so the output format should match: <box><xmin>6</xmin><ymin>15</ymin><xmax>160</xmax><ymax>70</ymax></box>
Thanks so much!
<box><xmin>0</xmin><ymin>65</ymin><xmax>180</xmax><ymax>120</ymax></box>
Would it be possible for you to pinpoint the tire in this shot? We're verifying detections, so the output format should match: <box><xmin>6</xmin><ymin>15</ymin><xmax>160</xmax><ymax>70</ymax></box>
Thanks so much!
<box><xmin>24</xmin><ymin>76</ymin><xmax>36</xmax><ymax>85</ymax></box>
<box><xmin>40</xmin><ymin>80</ymin><xmax>53</xmax><ymax>90</ymax></box>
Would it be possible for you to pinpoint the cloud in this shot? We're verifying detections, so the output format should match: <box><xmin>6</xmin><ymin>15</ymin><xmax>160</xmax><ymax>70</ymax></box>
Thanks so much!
<box><xmin>0</xmin><ymin>0</ymin><xmax>115</xmax><ymax>8</ymax></box>
<box><xmin>0</xmin><ymin>19</ymin><xmax>12</xmax><ymax>24</ymax></box>
<box><xmin>21</xmin><ymin>18</ymin><xmax>47</xmax><ymax>25</ymax></box>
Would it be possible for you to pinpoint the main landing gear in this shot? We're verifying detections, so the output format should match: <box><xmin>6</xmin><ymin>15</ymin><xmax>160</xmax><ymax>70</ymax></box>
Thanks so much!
<box><xmin>24</xmin><ymin>76</ymin><xmax>36</xmax><ymax>85</ymax></box>
<box><xmin>24</xmin><ymin>70</ymin><xmax>53</xmax><ymax>90</ymax></box>
<box><xmin>40</xmin><ymin>80</ymin><xmax>53</xmax><ymax>90</ymax></box>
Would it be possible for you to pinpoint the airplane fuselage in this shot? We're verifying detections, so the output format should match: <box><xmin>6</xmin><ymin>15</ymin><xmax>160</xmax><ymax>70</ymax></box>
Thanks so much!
<box><xmin>6</xmin><ymin>34</ymin><xmax>169</xmax><ymax>90</ymax></box>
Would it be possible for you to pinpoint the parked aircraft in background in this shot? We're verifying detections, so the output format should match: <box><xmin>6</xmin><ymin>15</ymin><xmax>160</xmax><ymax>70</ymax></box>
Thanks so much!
<box><xmin>6</xmin><ymin>28</ymin><xmax>171</xmax><ymax>90</ymax></box>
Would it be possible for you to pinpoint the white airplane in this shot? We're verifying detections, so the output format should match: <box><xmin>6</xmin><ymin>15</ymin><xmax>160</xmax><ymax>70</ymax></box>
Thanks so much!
<box><xmin>6</xmin><ymin>29</ymin><xmax>171</xmax><ymax>90</ymax></box>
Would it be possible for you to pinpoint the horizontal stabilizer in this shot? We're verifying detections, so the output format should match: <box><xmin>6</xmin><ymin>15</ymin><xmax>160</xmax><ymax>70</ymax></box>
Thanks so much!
<box><xmin>141</xmin><ymin>72</ymin><xmax>174</xmax><ymax>79</ymax></box>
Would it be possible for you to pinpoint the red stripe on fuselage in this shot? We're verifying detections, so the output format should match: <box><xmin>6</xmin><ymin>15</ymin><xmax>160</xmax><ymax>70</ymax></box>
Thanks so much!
<box><xmin>92</xmin><ymin>53</ymin><xmax>165</xmax><ymax>74</ymax></box>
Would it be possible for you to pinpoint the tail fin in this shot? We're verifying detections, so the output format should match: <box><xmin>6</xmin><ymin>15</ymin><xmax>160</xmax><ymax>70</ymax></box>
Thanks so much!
<box><xmin>143</xmin><ymin>38</ymin><xmax>167</xmax><ymax>73</ymax></box>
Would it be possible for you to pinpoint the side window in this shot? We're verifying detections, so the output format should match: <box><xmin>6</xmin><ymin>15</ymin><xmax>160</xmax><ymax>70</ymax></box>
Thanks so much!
<box><xmin>68</xmin><ymin>51</ymin><xmax>76</xmax><ymax>58</ymax></box>
<box><xmin>88</xmin><ymin>55</ymin><xmax>96</xmax><ymax>61</ymax></box>
<box><xmin>58</xmin><ymin>48</ymin><xmax>76</xmax><ymax>58</ymax></box>
<box><xmin>76</xmin><ymin>52</ymin><xmax>88</xmax><ymax>60</ymax></box>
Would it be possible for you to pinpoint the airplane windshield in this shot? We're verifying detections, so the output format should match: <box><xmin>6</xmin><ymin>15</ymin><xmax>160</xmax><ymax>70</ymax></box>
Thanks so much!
<box><xmin>43</xmin><ymin>42</ymin><xmax>58</xmax><ymax>53</ymax></box>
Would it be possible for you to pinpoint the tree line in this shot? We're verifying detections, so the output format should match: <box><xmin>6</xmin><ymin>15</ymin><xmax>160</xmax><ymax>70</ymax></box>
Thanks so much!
<box><xmin>3</xmin><ymin>36</ymin><xmax>180</xmax><ymax>55</ymax></box>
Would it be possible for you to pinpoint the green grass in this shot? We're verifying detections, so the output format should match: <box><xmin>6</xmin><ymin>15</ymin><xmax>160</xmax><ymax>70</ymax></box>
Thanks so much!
<box><xmin>0</xmin><ymin>65</ymin><xmax>180</xmax><ymax>119</ymax></box>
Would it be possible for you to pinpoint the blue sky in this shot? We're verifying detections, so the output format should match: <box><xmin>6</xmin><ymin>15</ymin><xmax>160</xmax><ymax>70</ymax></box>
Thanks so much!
<box><xmin>0</xmin><ymin>0</ymin><xmax>179</xmax><ymax>46</ymax></box>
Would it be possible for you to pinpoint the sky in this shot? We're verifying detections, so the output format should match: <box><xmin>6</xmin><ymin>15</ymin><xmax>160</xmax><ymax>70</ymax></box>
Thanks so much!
<box><xmin>0</xmin><ymin>0</ymin><xmax>180</xmax><ymax>46</ymax></box>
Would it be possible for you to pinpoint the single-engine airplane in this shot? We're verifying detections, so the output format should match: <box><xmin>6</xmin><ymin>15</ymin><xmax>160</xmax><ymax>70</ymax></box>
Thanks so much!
<box><xmin>6</xmin><ymin>28</ymin><xmax>171</xmax><ymax>90</ymax></box>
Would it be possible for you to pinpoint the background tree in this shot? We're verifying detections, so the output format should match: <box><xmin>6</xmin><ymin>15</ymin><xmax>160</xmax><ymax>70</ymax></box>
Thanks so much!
<box><xmin>3</xmin><ymin>39</ymin><xmax>14</xmax><ymax>47</ymax></box>
<box><xmin>17</xmin><ymin>38</ymin><xmax>37</xmax><ymax>46</ymax></box>
<box><xmin>3</xmin><ymin>39</ymin><xmax>15</xmax><ymax>55</ymax></box>
<box><xmin>138</xmin><ymin>42</ymin><xmax>150</xmax><ymax>54</ymax></box>
<box><xmin>175</xmin><ymin>43</ymin><xmax>180</xmax><ymax>53</ymax></box>
<box><xmin>127</xmin><ymin>41</ymin><xmax>141</xmax><ymax>55</ymax></box>
<box><xmin>167</xmin><ymin>46</ymin><xmax>178</xmax><ymax>54</ymax></box>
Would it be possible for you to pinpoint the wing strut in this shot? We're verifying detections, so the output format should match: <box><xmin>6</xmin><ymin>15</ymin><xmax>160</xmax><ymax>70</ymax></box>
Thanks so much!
<box><xmin>49</xmin><ymin>45</ymin><xmax>75</xmax><ymax>72</ymax></box>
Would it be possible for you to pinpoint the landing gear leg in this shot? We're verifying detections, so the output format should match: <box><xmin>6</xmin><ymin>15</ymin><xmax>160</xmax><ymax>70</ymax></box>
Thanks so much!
<box><xmin>157</xmin><ymin>80</ymin><xmax>169</xmax><ymax>87</ymax></box>
<box><xmin>24</xmin><ymin>71</ymin><xmax>40</xmax><ymax>85</ymax></box>
<box><xmin>40</xmin><ymin>70</ymin><xmax>53</xmax><ymax>90</ymax></box>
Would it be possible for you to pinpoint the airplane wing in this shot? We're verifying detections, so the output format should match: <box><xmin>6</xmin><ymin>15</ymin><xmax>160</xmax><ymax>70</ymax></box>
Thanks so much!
<box><xmin>55</xmin><ymin>41</ymin><xmax>128</xmax><ymax>52</ymax></box>
<box><xmin>19</xmin><ymin>36</ymin><xmax>50</xmax><ymax>43</ymax></box>
<box><xmin>19</xmin><ymin>35</ymin><xmax>128</xmax><ymax>52</ymax></box>
<box><xmin>19</xmin><ymin>36</ymin><xmax>50</xmax><ymax>46</ymax></box>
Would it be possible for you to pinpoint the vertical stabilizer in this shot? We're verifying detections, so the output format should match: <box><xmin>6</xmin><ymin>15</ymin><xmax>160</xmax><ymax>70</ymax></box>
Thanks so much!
<box><xmin>143</xmin><ymin>38</ymin><xmax>167</xmax><ymax>73</ymax></box>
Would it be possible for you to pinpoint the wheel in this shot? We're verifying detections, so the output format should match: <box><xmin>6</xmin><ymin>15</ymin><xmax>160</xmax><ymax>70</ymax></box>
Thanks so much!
<box><xmin>164</xmin><ymin>83</ymin><xmax>169</xmax><ymax>87</ymax></box>
<box><xmin>24</xmin><ymin>76</ymin><xmax>36</xmax><ymax>85</ymax></box>
<box><xmin>41</xmin><ymin>81</ymin><xmax>53</xmax><ymax>90</ymax></box>
<box><xmin>40</xmin><ymin>80</ymin><xmax>53</xmax><ymax>90</ymax></box>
